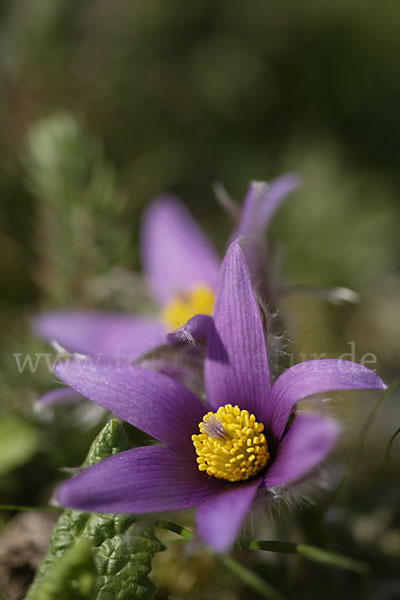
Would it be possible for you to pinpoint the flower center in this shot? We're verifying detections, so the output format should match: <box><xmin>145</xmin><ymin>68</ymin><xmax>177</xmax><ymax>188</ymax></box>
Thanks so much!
<box><xmin>161</xmin><ymin>283</ymin><xmax>215</xmax><ymax>331</ymax></box>
<box><xmin>192</xmin><ymin>404</ymin><xmax>269</xmax><ymax>482</ymax></box>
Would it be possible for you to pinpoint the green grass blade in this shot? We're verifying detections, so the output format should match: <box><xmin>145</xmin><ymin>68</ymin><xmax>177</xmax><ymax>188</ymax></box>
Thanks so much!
<box><xmin>246</xmin><ymin>540</ymin><xmax>369</xmax><ymax>574</ymax></box>
<box><xmin>0</xmin><ymin>504</ymin><xmax>61</xmax><ymax>512</ymax></box>
<box><xmin>157</xmin><ymin>521</ymin><xmax>286</xmax><ymax>600</ymax></box>
<box><xmin>220</xmin><ymin>555</ymin><xmax>286</xmax><ymax>600</ymax></box>
<box><xmin>296</xmin><ymin>544</ymin><xmax>369</xmax><ymax>574</ymax></box>
<box><xmin>369</xmin><ymin>424</ymin><xmax>400</xmax><ymax>487</ymax></box>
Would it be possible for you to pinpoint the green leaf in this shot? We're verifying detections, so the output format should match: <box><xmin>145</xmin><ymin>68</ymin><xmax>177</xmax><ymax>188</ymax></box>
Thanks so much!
<box><xmin>27</xmin><ymin>419</ymin><xmax>164</xmax><ymax>600</ymax></box>
<box><xmin>27</xmin><ymin>540</ymin><xmax>97</xmax><ymax>600</ymax></box>
<box><xmin>0</xmin><ymin>415</ymin><xmax>38</xmax><ymax>475</ymax></box>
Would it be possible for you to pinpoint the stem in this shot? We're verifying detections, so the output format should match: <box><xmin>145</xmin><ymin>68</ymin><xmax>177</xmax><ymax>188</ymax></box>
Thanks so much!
<box><xmin>157</xmin><ymin>520</ymin><xmax>286</xmax><ymax>600</ymax></box>
<box><xmin>369</xmin><ymin>425</ymin><xmax>400</xmax><ymax>488</ymax></box>
<box><xmin>220</xmin><ymin>554</ymin><xmax>285</xmax><ymax>600</ymax></box>
<box><xmin>317</xmin><ymin>380</ymin><xmax>398</xmax><ymax>519</ymax></box>
<box><xmin>156</xmin><ymin>520</ymin><xmax>193</xmax><ymax>540</ymax></box>
<box><xmin>351</xmin><ymin>380</ymin><xmax>398</xmax><ymax>473</ymax></box>
<box><xmin>0</xmin><ymin>504</ymin><xmax>62</xmax><ymax>512</ymax></box>
<box><xmin>244</xmin><ymin>541</ymin><xmax>369</xmax><ymax>574</ymax></box>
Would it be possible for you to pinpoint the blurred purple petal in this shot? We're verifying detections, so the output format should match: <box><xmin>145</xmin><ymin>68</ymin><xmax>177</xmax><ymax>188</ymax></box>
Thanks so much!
<box><xmin>258</xmin><ymin>173</ymin><xmax>301</xmax><ymax>229</ymax></box>
<box><xmin>139</xmin><ymin>357</ymin><xmax>203</xmax><ymax>391</ymax></box>
<box><xmin>239</xmin><ymin>174</ymin><xmax>301</xmax><ymax>236</ymax></box>
<box><xmin>36</xmin><ymin>386</ymin><xmax>83</xmax><ymax>406</ymax></box>
<box><xmin>238</xmin><ymin>181</ymin><xmax>269</xmax><ymax>237</ymax></box>
<box><xmin>137</xmin><ymin>342</ymin><xmax>205</xmax><ymax>392</ymax></box>
<box><xmin>167</xmin><ymin>314</ymin><xmax>213</xmax><ymax>345</ymax></box>
<box><xmin>56</xmin><ymin>445</ymin><xmax>227</xmax><ymax>513</ymax></box>
<box><xmin>33</xmin><ymin>311</ymin><xmax>165</xmax><ymax>360</ymax></box>
<box><xmin>141</xmin><ymin>195</ymin><xmax>220</xmax><ymax>305</ymax></box>
<box><xmin>196</xmin><ymin>478</ymin><xmax>260</xmax><ymax>552</ymax></box>
<box><xmin>213</xmin><ymin>181</ymin><xmax>240</xmax><ymax>225</ymax></box>
<box><xmin>239</xmin><ymin>235</ymin><xmax>273</xmax><ymax>300</ymax></box>
<box><xmin>54</xmin><ymin>359</ymin><xmax>206</xmax><ymax>451</ymax></box>
<box><xmin>205</xmin><ymin>240</ymin><xmax>271</xmax><ymax>423</ymax></box>
<box><xmin>268</xmin><ymin>359</ymin><xmax>387</xmax><ymax>443</ymax></box>
<box><xmin>262</xmin><ymin>415</ymin><xmax>340</xmax><ymax>487</ymax></box>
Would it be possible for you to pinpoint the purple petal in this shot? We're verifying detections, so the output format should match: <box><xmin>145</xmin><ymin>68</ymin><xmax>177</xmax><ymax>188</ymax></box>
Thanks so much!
<box><xmin>238</xmin><ymin>181</ymin><xmax>268</xmax><ymax>237</ymax></box>
<box><xmin>268</xmin><ymin>359</ymin><xmax>387</xmax><ymax>444</ymax></box>
<box><xmin>36</xmin><ymin>386</ymin><xmax>83</xmax><ymax>406</ymax></box>
<box><xmin>258</xmin><ymin>173</ymin><xmax>301</xmax><ymax>228</ymax></box>
<box><xmin>33</xmin><ymin>312</ymin><xmax>165</xmax><ymax>360</ymax></box>
<box><xmin>213</xmin><ymin>182</ymin><xmax>241</xmax><ymax>225</ymax></box>
<box><xmin>262</xmin><ymin>415</ymin><xmax>340</xmax><ymax>487</ymax></box>
<box><xmin>196</xmin><ymin>478</ymin><xmax>261</xmax><ymax>552</ymax></box>
<box><xmin>239</xmin><ymin>235</ymin><xmax>273</xmax><ymax>301</ymax></box>
<box><xmin>56</xmin><ymin>445</ymin><xmax>228</xmax><ymax>513</ymax></box>
<box><xmin>139</xmin><ymin>356</ymin><xmax>204</xmax><ymax>391</ymax></box>
<box><xmin>238</xmin><ymin>173</ymin><xmax>301</xmax><ymax>236</ymax></box>
<box><xmin>167</xmin><ymin>314</ymin><xmax>213</xmax><ymax>345</ymax></box>
<box><xmin>137</xmin><ymin>342</ymin><xmax>205</xmax><ymax>392</ymax></box>
<box><xmin>141</xmin><ymin>195</ymin><xmax>220</xmax><ymax>305</ymax></box>
<box><xmin>205</xmin><ymin>240</ymin><xmax>271</xmax><ymax>422</ymax></box>
<box><xmin>53</xmin><ymin>359</ymin><xmax>206</xmax><ymax>452</ymax></box>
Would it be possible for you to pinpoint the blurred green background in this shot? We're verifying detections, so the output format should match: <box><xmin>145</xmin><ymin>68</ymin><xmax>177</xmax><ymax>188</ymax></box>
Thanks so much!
<box><xmin>0</xmin><ymin>1</ymin><xmax>400</xmax><ymax>599</ymax></box>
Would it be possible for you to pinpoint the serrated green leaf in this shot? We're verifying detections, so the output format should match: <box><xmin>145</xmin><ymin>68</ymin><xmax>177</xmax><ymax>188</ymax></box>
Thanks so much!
<box><xmin>94</xmin><ymin>521</ymin><xmax>164</xmax><ymax>600</ymax></box>
<box><xmin>27</xmin><ymin>419</ymin><xmax>164</xmax><ymax>600</ymax></box>
<box><xmin>82</xmin><ymin>417</ymin><xmax>131</xmax><ymax>468</ymax></box>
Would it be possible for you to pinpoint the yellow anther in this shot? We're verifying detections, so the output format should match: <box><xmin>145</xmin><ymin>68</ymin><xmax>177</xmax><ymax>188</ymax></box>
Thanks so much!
<box><xmin>191</xmin><ymin>404</ymin><xmax>269</xmax><ymax>482</ymax></box>
<box><xmin>161</xmin><ymin>283</ymin><xmax>215</xmax><ymax>331</ymax></box>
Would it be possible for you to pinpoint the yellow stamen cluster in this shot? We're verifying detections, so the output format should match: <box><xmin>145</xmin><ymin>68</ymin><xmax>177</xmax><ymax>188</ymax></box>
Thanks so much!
<box><xmin>161</xmin><ymin>283</ymin><xmax>215</xmax><ymax>331</ymax></box>
<box><xmin>192</xmin><ymin>404</ymin><xmax>269</xmax><ymax>482</ymax></box>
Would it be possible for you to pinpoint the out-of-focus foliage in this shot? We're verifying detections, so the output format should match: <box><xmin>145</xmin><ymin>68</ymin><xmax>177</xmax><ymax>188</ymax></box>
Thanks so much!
<box><xmin>26</xmin><ymin>540</ymin><xmax>97</xmax><ymax>600</ymax></box>
<box><xmin>0</xmin><ymin>1</ymin><xmax>399</xmax><ymax>599</ymax></box>
<box><xmin>0</xmin><ymin>415</ymin><xmax>38</xmax><ymax>476</ymax></box>
<box><xmin>26</xmin><ymin>113</ymin><xmax>130</xmax><ymax>306</ymax></box>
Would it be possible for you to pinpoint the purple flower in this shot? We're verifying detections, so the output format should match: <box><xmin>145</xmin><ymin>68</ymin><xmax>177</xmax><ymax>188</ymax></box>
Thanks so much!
<box><xmin>53</xmin><ymin>240</ymin><xmax>386</xmax><ymax>553</ymax></box>
<box><xmin>33</xmin><ymin>174</ymin><xmax>299</xmax><ymax>363</ymax></box>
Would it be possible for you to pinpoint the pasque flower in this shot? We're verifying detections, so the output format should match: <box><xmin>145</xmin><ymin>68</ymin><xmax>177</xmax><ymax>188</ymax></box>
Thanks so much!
<box><xmin>34</xmin><ymin>174</ymin><xmax>299</xmax><ymax>362</ymax></box>
<box><xmin>53</xmin><ymin>240</ymin><xmax>386</xmax><ymax>552</ymax></box>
